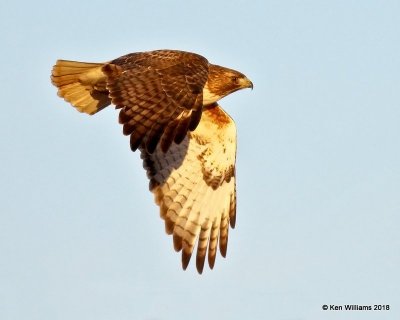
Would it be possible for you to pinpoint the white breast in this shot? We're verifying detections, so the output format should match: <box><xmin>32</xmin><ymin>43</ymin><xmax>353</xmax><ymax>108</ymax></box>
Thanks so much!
<box><xmin>202</xmin><ymin>83</ymin><xmax>222</xmax><ymax>106</ymax></box>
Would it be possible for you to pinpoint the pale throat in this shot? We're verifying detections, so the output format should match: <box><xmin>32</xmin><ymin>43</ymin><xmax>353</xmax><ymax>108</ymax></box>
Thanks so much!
<box><xmin>202</xmin><ymin>82</ymin><xmax>223</xmax><ymax>106</ymax></box>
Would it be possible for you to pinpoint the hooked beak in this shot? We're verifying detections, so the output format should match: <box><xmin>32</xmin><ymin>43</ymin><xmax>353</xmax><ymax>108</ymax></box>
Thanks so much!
<box><xmin>242</xmin><ymin>77</ymin><xmax>253</xmax><ymax>90</ymax></box>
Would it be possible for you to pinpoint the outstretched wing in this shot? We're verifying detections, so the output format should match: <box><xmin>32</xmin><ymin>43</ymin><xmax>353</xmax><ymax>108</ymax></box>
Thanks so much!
<box><xmin>103</xmin><ymin>50</ymin><xmax>209</xmax><ymax>153</ymax></box>
<box><xmin>140</xmin><ymin>104</ymin><xmax>237</xmax><ymax>273</ymax></box>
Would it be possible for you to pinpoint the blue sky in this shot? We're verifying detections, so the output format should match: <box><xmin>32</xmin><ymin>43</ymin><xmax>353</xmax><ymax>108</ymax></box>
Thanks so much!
<box><xmin>1</xmin><ymin>1</ymin><xmax>399</xmax><ymax>319</ymax></box>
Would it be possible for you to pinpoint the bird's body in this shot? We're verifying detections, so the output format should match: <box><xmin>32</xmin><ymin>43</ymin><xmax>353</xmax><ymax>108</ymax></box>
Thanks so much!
<box><xmin>51</xmin><ymin>49</ymin><xmax>252</xmax><ymax>273</ymax></box>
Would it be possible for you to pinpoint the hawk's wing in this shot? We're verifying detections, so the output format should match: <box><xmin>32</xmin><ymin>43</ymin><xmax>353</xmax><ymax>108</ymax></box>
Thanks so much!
<box><xmin>103</xmin><ymin>50</ymin><xmax>209</xmax><ymax>153</ymax></box>
<box><xmin>140</xmin><ymin>104</ymin><xmax>237</xmax><ymax>273</ymax></box>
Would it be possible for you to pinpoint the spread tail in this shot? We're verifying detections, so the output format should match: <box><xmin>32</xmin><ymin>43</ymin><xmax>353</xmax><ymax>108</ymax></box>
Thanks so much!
<box><xmin>51</xmin><ymin>60</ymin><xmax>111</xmax><ymax>115</ymax></box>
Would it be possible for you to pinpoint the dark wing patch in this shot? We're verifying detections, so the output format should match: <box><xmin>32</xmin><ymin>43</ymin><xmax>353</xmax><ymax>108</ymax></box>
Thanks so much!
<box><xmin>102</xmin><ymin>50</ymin><xmax>209</xmax><ymax>153</ymax></box>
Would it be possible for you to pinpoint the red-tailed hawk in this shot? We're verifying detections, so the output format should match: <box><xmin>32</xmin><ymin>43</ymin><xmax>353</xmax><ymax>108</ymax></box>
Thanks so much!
<box><xmin>51</xmin><ymin>49</ymin><xmax>253</xmax><ymax>273</ymax></box>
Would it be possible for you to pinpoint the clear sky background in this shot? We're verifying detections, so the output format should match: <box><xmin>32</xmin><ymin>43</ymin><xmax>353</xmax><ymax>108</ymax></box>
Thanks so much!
<box><xmin>1</xmin><ymin>1</ymin><xmax>399</xmax><ymax>319</ymax></box>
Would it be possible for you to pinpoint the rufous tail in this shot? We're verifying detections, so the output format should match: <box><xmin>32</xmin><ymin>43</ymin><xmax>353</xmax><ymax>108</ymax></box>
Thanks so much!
<box><xmin>51</xmin><ymin>60</ymin><xmax>111</xmax><ymax>115</ymax></box>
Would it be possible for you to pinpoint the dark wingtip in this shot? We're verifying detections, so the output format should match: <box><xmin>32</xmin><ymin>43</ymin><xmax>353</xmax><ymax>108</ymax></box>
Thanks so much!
<box><xmin>196</xmin><ymin>255</ymin><xmax>206</xmax><ymax>274</ymax></box>
<box><xmin>145</xmin><ymin>124</ymin><xmax>165</xmax><ymax>154</ymax></box>
<box><xmin>129</xmin><ymin>134</ymin><xmax>141</xmax><ymax>152</ymax></box>
<box><xmin>182</xmin><ymin>251</ymin><xmax>192</xmax><ymax>270</ymax></box>
<box><xmin>229</xmin><ymin>215</ymin><xmax>236</xmax><ymax>228</ymax></box>
<box><xmin>220</xmin><ymin>241</ymin><xmax>228</xmax><ymax>258</ymax></box>
<box><xmin>208</xmin><ymin>253</ymin><xmax>216</xmax><ymax>269</ymax></box>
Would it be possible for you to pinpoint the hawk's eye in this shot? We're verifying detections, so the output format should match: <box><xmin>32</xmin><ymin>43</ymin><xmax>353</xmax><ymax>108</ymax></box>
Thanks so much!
<box><xmin>232</xmin><ymin>76</ymin><xmax>239</xmax><ymax>84</ymax></box>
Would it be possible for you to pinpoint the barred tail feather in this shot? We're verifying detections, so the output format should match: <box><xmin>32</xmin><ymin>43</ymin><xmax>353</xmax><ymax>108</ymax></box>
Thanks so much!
<box><xmin>51</xmin><ymin>60</ymin><xmax>111</xmax><ymax>115</ymax></box>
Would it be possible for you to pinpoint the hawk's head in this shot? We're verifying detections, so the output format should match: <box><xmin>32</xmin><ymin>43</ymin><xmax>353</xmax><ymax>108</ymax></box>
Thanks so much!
<box><xmin>203</xmin><ymin>64</ymin><xmax>253</xmax><ymax>106</ymax></box>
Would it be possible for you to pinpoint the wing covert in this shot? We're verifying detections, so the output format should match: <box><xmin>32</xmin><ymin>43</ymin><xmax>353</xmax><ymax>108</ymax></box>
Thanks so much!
<box><xmin>103</xmin><ymin>50</ymin><xmax>209</xmax><ymax>153</ymax></box>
